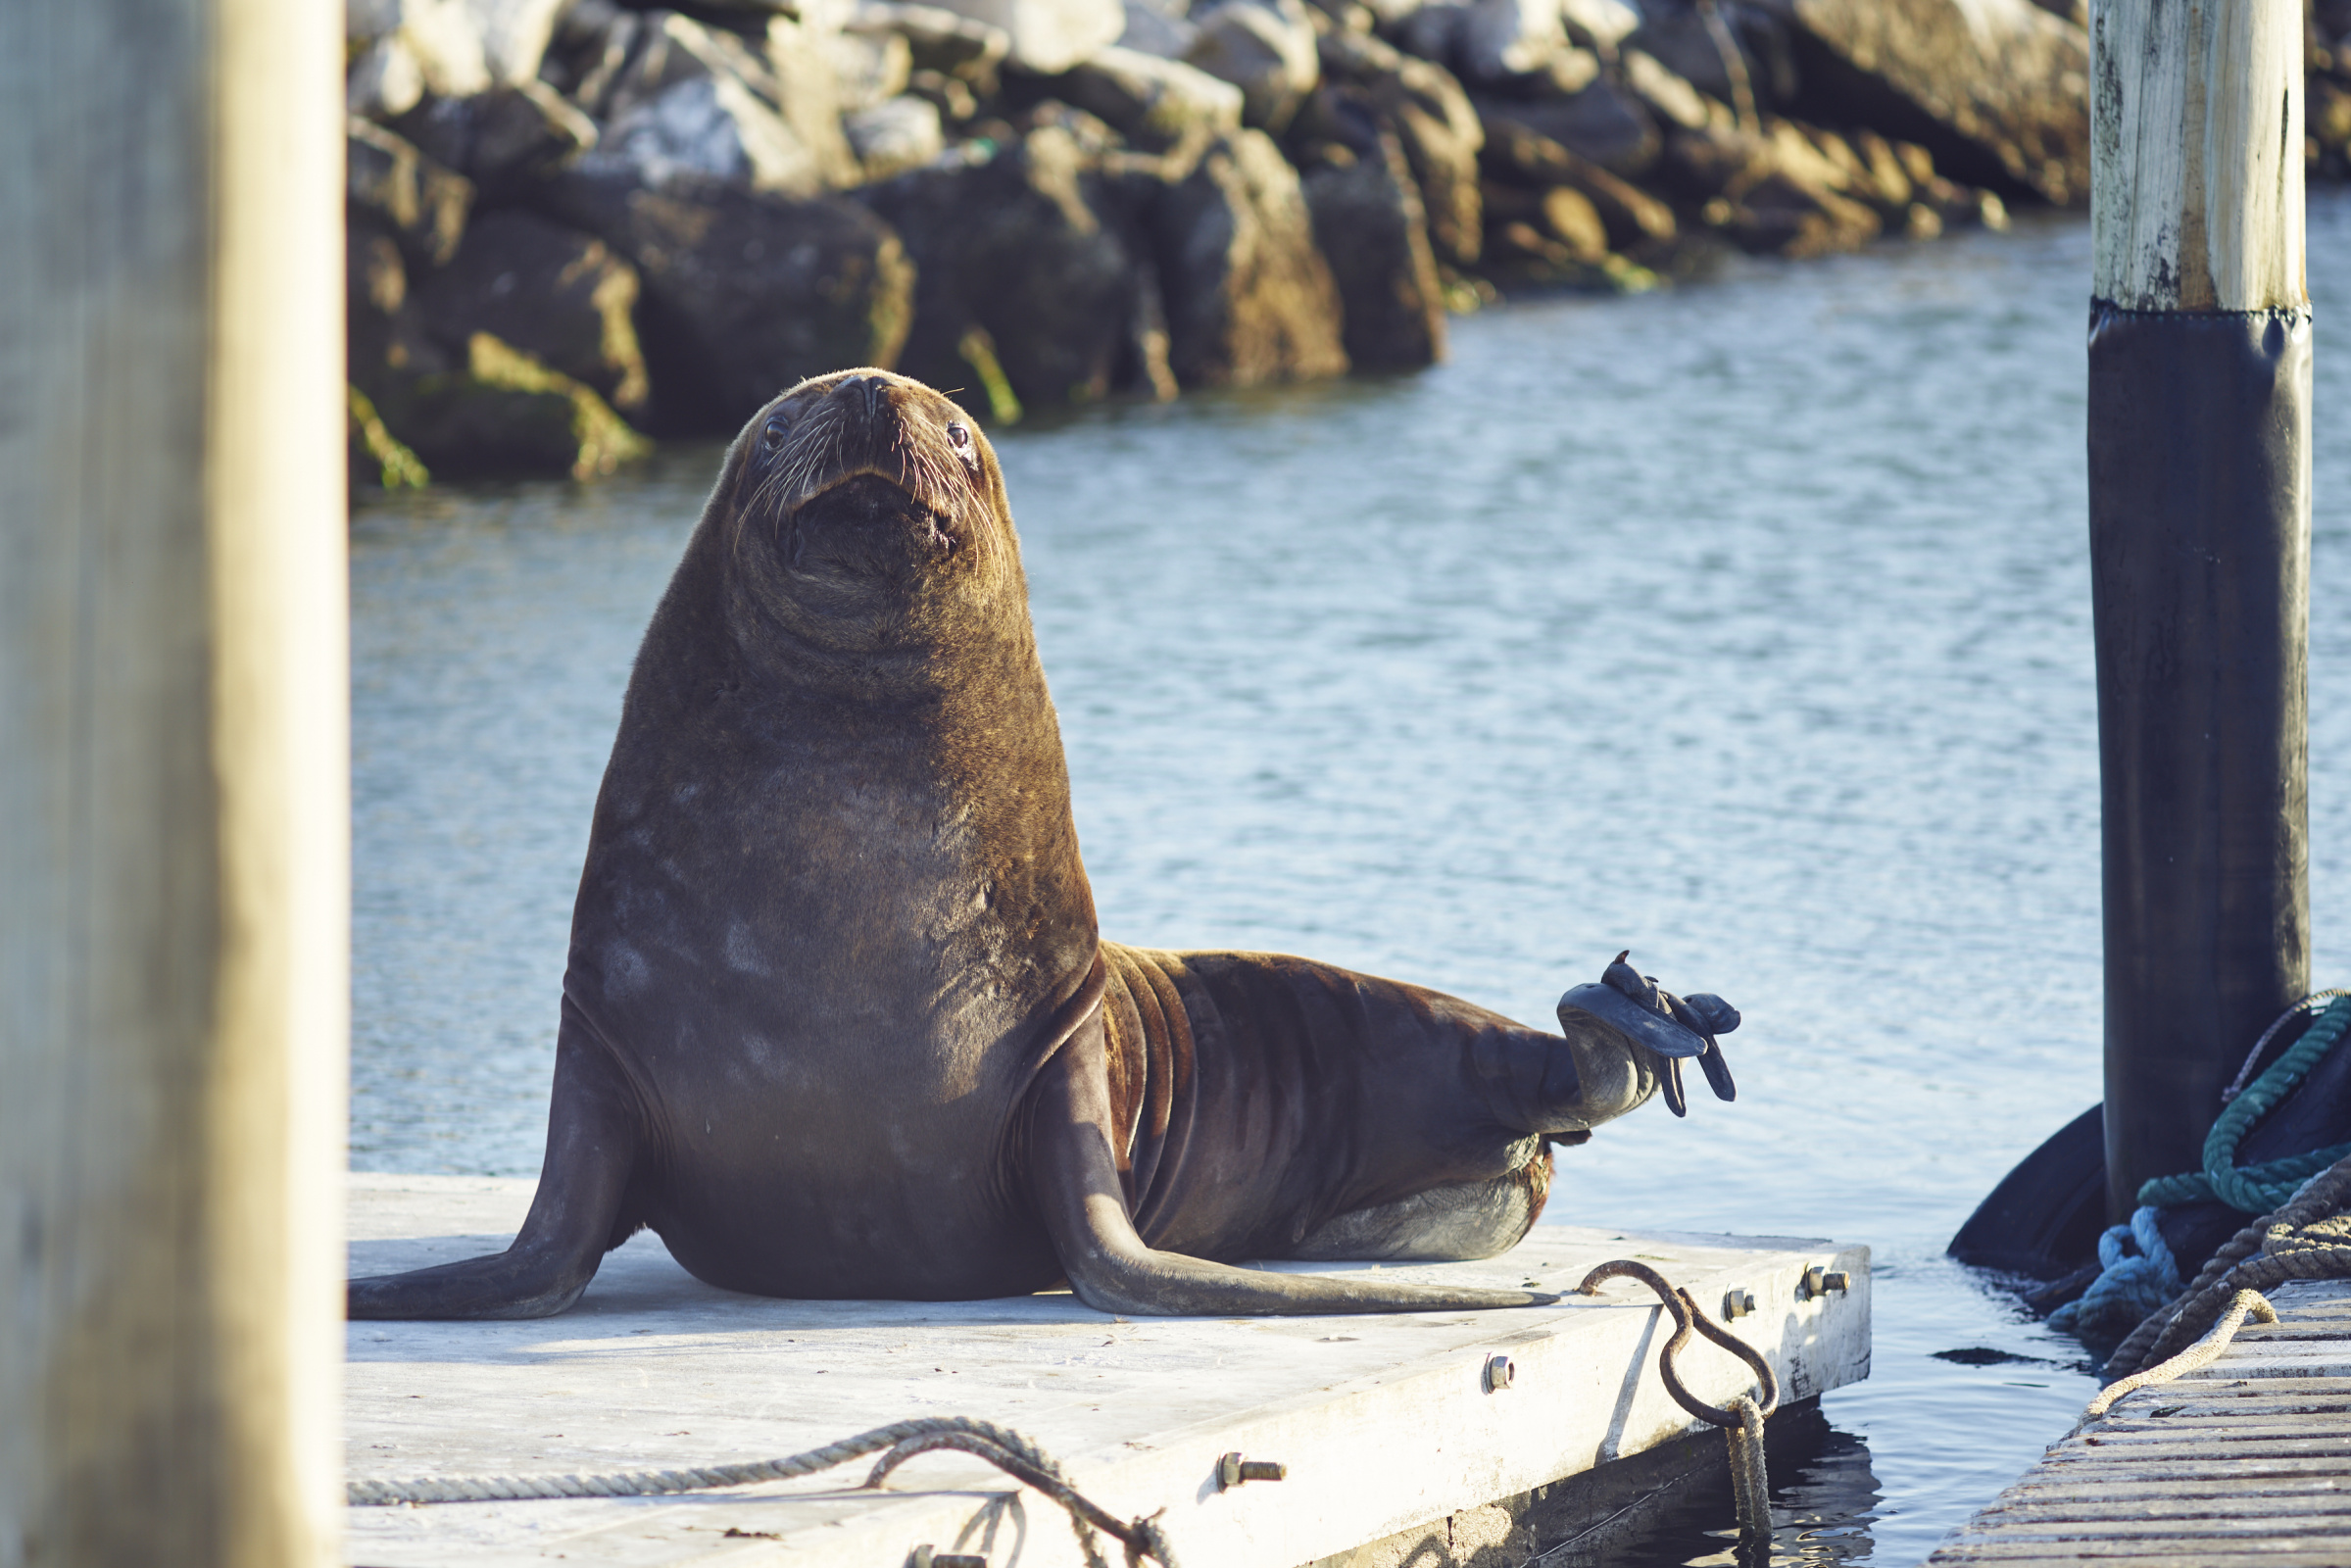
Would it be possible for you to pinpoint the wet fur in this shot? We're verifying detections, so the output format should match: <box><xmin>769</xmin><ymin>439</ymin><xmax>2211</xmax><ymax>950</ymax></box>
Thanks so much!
<box><xmin>347</xmin><ymin>368</ymin><xmax>1656</xmax><ymax>1322</ymax></box>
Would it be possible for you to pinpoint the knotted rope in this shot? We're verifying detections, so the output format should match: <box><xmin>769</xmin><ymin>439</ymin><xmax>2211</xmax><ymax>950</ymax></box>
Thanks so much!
<box><xmin>1578</xmin><ymin>1259</ymin><xmax>1780</xmax><ymax>1548</ymax></box>
<box><xmin>2105</xmin><ymin>1151</ymin><xmax>2351</xmax><ymax>1380</ymax></box>
<box><xmin>2046</xmin><ymin>992</ymin><xmax>2351</xmax><ymax>1349</ymax></box>
<box><xmin>2046</xmin><ymin>1204</ymin><xmax>2180</xmax><ymax>1340</ymax></box>
<box><xmin>348</xmin><ymin>1415</ymin><xmax>1178</xmax><ymax>1568</ymax></box>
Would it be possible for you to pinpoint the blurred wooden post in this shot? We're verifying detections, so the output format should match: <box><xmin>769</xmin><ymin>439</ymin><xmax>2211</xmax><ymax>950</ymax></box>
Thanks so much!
<box><xmin>2090</xmin><ymin>0</ymin><xmax>2312</xmax><ymax>1221</ymax></box>
<box><xmin>0</xmin><ymin>2</ymin><xmax>348</xmax><ymax>1563</ymax></box>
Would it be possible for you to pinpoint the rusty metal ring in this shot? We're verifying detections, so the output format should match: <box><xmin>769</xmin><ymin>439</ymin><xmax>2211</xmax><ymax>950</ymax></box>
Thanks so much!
<box><xmin>864</xmin><ymin>1432</ymin><xmax>1163</xmax><ymax>1565</ymax></box>
<box><xmin>1577</xmin><ymin>1259</ymin><xmax>1780</xmax><ymax>1429</ymax></box>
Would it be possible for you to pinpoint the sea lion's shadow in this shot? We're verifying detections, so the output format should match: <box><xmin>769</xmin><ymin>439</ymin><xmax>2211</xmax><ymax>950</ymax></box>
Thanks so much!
<box><xmin>348</xmin><ymin>1229</ymin><xmax>1137</xmax><ymax>1361</ymax></box>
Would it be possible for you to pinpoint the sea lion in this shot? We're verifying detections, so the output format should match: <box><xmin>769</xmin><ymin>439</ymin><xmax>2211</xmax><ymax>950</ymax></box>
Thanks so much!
<box><xmin>349</xmin><ymin>368</ymin><xmax>1740</xmax><ymax>1321</ymax></box>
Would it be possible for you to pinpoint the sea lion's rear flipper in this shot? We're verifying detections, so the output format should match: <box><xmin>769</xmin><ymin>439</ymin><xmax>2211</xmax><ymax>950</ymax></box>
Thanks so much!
<box><xmin>1027</xmin><ymin>1013</ymin><xmax>1556</xmax><ymax>1317</ymax></box>
<box><xmin>348</xmin><ymin>1027</ymin><xmax>639</xmax><ymax>1320</ymax></box>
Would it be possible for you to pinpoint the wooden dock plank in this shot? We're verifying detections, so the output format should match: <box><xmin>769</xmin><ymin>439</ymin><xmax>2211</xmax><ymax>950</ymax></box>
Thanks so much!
<box><xmin>1928</xmin><ymin>1281</ymin><xmax>2351</xmax><ymax>1566</ymax></box>
<box><xmin>343</xmin><ymin>1175</ymin><xmax>1870</xmax><ymax>1568</ymax></box>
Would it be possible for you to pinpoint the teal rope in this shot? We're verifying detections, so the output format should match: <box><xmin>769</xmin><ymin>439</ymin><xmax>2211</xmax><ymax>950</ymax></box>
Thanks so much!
<box><xmin>2138</xmin><ymin>996</ymin><xmax>2351</xmax><ymax>1213</ymax></box>
<box><xmin>2048</xmin><ymin>1205</ymin><xmax>2182</xmax><ymax>1338</ymax></box>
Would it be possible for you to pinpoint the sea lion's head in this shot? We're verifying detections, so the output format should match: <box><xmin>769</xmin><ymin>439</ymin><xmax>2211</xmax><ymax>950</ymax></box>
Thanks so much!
<box><xmin>715</xmin><ymin>368</ymin><xmax>1020</xmax><ymax>659</ymax></box>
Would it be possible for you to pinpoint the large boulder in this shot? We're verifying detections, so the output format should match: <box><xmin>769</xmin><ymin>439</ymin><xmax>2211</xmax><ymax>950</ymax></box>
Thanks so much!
<box><xmin>1299</xmin><ymin>129</ymin><xmax>1446</xmax><ymax>370</ymax></box>
<box><xmin>1117</xmin><ymin>0</ymin><xmax>1201</xmax><ymax>57</ymax></box>
<box><xmin>576</xmin><ymin>12</ymin><xmax>860</xmax><ymax>196</ymax></box>
<box><xmin>849</xmin><ymin>1</ymin><xmax>1013</xmax><ymax>92</ymax></box>
<box><xmin>1765</xmin><ymin>0</ymin><xmax>2089</xmax><ymax>203</ymax></box>
<box><xmin>1477</xmin><ymin>114</ymin><xmax>1676</xmax><ymax>250</ymax></box>
<box><xmin>370</xmin><ymin>332</ymin><xmax>653</xmax><ymax>480</ymax></box>
<box><xmin>387</xmin><ymin>81</ymin><xmax>598</xmax><ymax>201</ymax></box>
<box><xmin>1314</xmin><ymin>24</ymin><xmax>1484</xmax><ymax>267</ymax></box>
<box><xmin>346</xmin><ymin>0</ymin><xmax>578</xmax><ymax>117</ymax></box>
<box><xmin>925</xmin><ymin>0</ymin><xmax>1124</xmax><ymax>72</ymax></box>
<box><xmin>347</xmin><ymin>0</ymin><xmax>493</xmax><ymax>117</ymax></box>
<box><xmin>1626</xmin><ymin>0</ymin><xmax>1797</xmax><ymax>114</ymax></box>
<box><xmin>1621</xmin><ymin>47</ymin><xmax>1729</xmax><ymax>132</ymax></box>
<box><xmin>1662</xmin><ymin>118</ymin><xmax>1882</xmax><ymax>256</ymax></box>
<box><xmin>590</xmin><ymin>74</ymin><xmax>828</xmax><ymax>194</ymax></box>
<box><xmin>1559</xmin><ymin>0</ymin><xmax>1639</xmax><ymax>52</ymax></box>
<box><xmin>863</xmin><ymin>122</ymin><xmax>1162</xmax><ymax>411</ymax></box>
<box><xmin>1056</xmin><ymin>45</ymin><xmax>1247</xmax><ymax>147</ymax></box>
<box><xmin>845</xmin><ymin>95</ymin><xmax>950</xmax><ymax>177</ymax></box>
<box><xmin>1474</xmin><ymin>76</ymin><xmax>1660</xmax><ymax>175</ymax></box>
<box><xmin>766</xmin><ymin>12</ymin><xmax>871</xmax><ymax>183</ymax></box>
<box><xmin>830</xmin><ymin>26</ymin><xmax>916</xmax><ymax>111</ymax></box>
<box><xmin>1481</xmin><ymin>182</ymin><xmax>1634</xmax><ymax>287</ymax></box>
<box><xmin>1149</xmin><ymin>128</ymin><xmax>1349</xmax><ymax>386</ymax></box>
<box><xmin>347</xmin><ymin>222</ymin><xmax>449</xmax><ymax>402</ymax></box>
<box><xmin>1186</xmin><ymin>0</ymin><xmax>1323</xmax><ymax>131</ymax></box>
<box><xmin>348</xmin><ymin>118</ymin><xmax>474</xmax><ymax>270</ymax></box>
<box><xmin>1452</xmin><ymin>0</ymin><xmax>1587</xmax><ymax>88</ymax></box>
<box><xmin>540</xmin><ymin>170</ymin><xmax>915</xmax><ymax>432</ymax></box>
<box><xmin>411</xmin><ymin>210</ymin><xmax>652</xmax><ymax>414</ymax></box>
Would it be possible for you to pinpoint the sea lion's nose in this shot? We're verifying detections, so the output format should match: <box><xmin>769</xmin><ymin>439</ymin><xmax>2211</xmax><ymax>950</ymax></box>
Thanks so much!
<box><xmin>840</xmin><ymin>374</ymin><xmax>886</xmax><ymax>418</ymax></box>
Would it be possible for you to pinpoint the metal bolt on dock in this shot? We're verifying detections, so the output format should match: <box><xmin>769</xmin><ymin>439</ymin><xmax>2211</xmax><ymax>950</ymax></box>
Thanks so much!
<box><xmin>1722</xmin><ymin>1289</ymin><xmax>1756</xmax><ymax>1319</ymax></box>
<box><xmin>1798</xmin><ymin>1266</ymin><xmax>1851</xmax><ymax>1299</ymax></box>
<box><xmin>1218</xmin><ymin>1452</ymin><xmax>1287</xmax><ymax>1489</ymax></box>
<box><xmin>1484</xmin><ymin>1353</ymin><xmax>1515</xmax><ymax>1391</ymax></box>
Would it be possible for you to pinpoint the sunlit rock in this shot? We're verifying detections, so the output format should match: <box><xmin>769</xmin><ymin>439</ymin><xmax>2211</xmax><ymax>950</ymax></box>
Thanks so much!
<box><xmin>347</xmin><ymin>118</ymin><xmax>474</xmax><ymax>270</ymax></box>
<box><xmin>575</xmin><ymin>13</ymin><xmax>857</xmax><ymax>196</ymax></box>
<box><xmin>924</xmin><ymin>0</ymin><xmax>1125</xmax><ymax>74</ymax></box>
<box><xmin>1297</xmin><ymin>131</ymin><xmax>1447</xmax><ymax>370</ymax></box>
<box><xmin>388</xmin><ymin>81</ymin><xmax>597</xmax><ymax>200</ymax></box>
<box><xmin>1117</xmin><ymin>0</ymin><xmax>1201</xmax><ymax>59</ymax></box>
<box><xmin>542</xmin><ymin>169</ymin><xmax>914</xmax><ymax>431</ymax></box>
<box><xmin>845</xmin><ymin>95</ymin><xmax>950</xmax><ymax>178</ymax></box>
<box><xmin>863</xmin><ymin>119</ymin><xmax>1167</xmax><ymax>411</ymax></box>
<box><xmin>1474</xmin><ymin>76</ymin><xmax>1660</xmax><ymax>176</ymax></box>
<box><xmin>411</xmin><ymin>210</ymin><xmax>651</xmax><ymax>415</ymax></box>
<box><xmin>1056</xmin><ymin>46</ymin><xmax>1246</xmax><ymax>148</ymax></box>
<box><xmin>1147</xmin><ymin>128</ymin><xmax>1349</xmax><ymax>385</ymax></box>
<box><xmin>1765</xmin><ymin>0</ymin><xmax>2089</xmax><ymax>204</ymax></box>
<box><xmin>368</xmin><ymin>333</ymin><xmax>651</xmax><ymax>480</ymax></box>
<box><xmin>1185</xmin><ymin>0</ymin><xmax>1322</xmax><ymax>130</ymax></box>
<box><xmin>1315</xmin><ymin>24</ymin><xmax>1484</xmax><ymax>266</ymax></box>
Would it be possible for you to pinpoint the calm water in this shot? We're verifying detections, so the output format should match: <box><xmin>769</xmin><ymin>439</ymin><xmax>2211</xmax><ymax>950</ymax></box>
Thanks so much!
<box><xmin>352</xmin><ymin>194</ymin><xmax>2351</xmax><ymax>1564</ymax></box>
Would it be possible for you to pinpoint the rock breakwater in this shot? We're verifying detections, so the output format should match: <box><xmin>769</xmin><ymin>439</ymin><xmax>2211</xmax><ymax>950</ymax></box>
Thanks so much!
<box><xmin>342</xmin><ymin>0</ymin><xmax>2350</xmax><ymax>486</ymax></box>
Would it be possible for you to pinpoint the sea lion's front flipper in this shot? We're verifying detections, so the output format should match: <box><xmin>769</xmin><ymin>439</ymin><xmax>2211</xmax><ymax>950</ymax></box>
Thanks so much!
<box><xmin>1027</xmin><ymin>1012</ymin><xmax>1556</xmax><ymax>1317</ymax></box>
<box><xmin>348</xmin><ymin>1023</ymin><xmax>640</xmax><ymax>1320</ymax></box>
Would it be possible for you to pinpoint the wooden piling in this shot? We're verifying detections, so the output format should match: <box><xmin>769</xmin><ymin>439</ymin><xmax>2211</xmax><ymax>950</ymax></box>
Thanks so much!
<box><xmin>2090</xmin><ymin>0</ymin><xmax>2312</xmax><ymax>1222</ymax></box>
<box><xmin>0</xmin><ymin>2</ymin><xmax>348</xmax><ymax>1563</ymax></box>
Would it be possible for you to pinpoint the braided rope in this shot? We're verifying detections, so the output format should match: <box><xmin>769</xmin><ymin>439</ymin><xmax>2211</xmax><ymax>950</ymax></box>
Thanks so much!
<box><xmin>2047</xmin><ymin>1205</ymin><xmax>2181</xmax><ymax>1338</ymax></box>
<box><xmin>347</xmin><ymin>1415</ymin><xmax>1179</xmax><ymax>1567</ymax></box>
<box><xmin>1724</xmin><ymin>1394</ymin><xmax>1771</xmax><ymax>1548</ymax></box>
<box><xmin>2073</xmin><ymin>1289</ymin><xmax>2277</xmax><ymax>1435</ymax></box>
<box><xmin>2106</xmin><ymin>1152</ymin><xmax>2351</xmax><ymax>1380</ymax></box>
<box><xmin>2138</xmin><ymin>996</ymin><xmax>2351</xmax><ymax>1212</ymax></box>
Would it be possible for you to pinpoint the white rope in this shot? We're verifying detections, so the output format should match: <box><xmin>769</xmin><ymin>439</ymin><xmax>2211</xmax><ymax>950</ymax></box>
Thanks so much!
<box><xmin>2071</xmin><ymin>1287</ymin><xmax>2278</xmax><ymax>1436</ymax></box>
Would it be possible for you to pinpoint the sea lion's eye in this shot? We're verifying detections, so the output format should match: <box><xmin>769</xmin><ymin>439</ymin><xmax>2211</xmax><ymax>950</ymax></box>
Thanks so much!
<box><xmin>759</xmin><ymin>414</ymin><xmax>789</xmax><ymax>452</ymax></box>
<box><xmin>946</xmin><ymin>422</ymin><xmax>973</xmax><ymax>459</ymax></box>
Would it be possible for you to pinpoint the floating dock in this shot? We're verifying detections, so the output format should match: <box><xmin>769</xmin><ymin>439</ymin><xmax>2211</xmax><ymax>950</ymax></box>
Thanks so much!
<box><xmin>345</xmin><ymin>1174</ymin><xmax>1869</xmax><ymax>1567</ymax></box>
<box><xmin>1930</xmin><ymin>1280</ymin><xmax>2351</xmax><ymax>1566</ymax></box>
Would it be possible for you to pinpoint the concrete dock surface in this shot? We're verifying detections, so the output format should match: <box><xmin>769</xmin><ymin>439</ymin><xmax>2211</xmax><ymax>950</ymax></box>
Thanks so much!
<box><xmin>345</xmin><ymin>1173</ymin><xmax>1869</xmax><ymax>1567</ymax></box>
<box><xmin>1930</xmin><ymin>1279</ymin><xmax>2351</xmax><ymax>1565</ymax></box>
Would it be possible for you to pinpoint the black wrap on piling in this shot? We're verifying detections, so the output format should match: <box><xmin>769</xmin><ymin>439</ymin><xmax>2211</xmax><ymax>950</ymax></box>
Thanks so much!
<box><xmin>2088</xmin><ymin>301</ymin><xmax>2314</xmax><ymax>1223</ymax></box>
